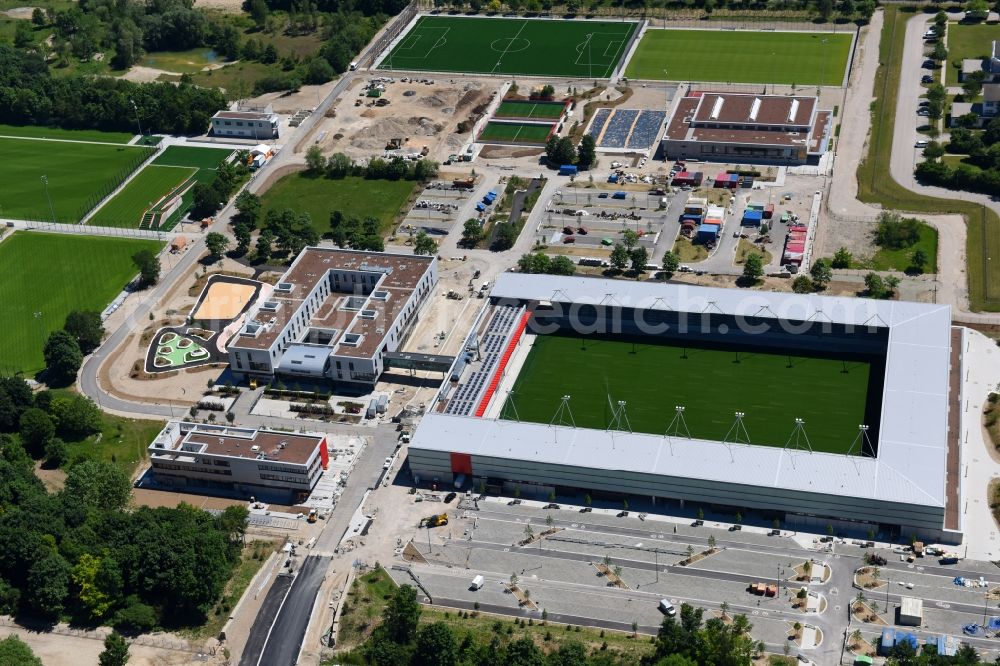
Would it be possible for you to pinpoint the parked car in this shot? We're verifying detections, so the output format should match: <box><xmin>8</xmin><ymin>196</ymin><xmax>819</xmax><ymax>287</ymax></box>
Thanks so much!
<box><xmin>444</xmin><ymin>492</ymin><xmax>457</xmax><ymax>503</ymax></box>
<box><xmin>580</xmin><ymin>507</ymin><xmax>593</xmax><ymax>513</ymax></box>
<box><xmin>917</xmin><ymin>108</ymin><xmax>931</xmax><ymax>116</ymax></box>
<box><xmin>598</xmin><ymin>192</ymin><xmax>609</xmax><ymax>198</ymax></box>
<box><xmin>508</xmin><ymin>498</ymin><xmax>522</xmax><ymax>505</ymax></box>
<box><xmin>921</xmin><ymin>75</ymin><xmax>934</xmax><ymax>83</ymax></box>
<box><xmin>918</xmin><ymin>100</ymin><xmax>930</xmax><ymax>107</ymax></box>
<box><xmin>658</xmin><ymin>599</ymin><xmax>677</xmax><ymax>616</ymax></box>
<box><xmin>915</xmin><ymin>140</ymin><xmax>929</xmax><ymax>148</ymax></box>
<box><xmin>543</xmin><ymin>503</ymin><xmax>560</xmax><ymax>509</ymax></box>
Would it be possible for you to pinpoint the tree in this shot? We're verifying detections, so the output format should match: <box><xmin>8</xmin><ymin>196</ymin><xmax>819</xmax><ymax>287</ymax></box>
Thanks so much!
<box><xmin>234</xmin><ymin>224</ymin><xmax>252</xmax><ymax>256</ymax></box>
<box><xmin>132</xmin><ymin>249</ymin><xmax>160</xmax><ymax>287</ymax></box>
<box><xmin>885</xmin><ymin>275</ymin><xmax>900</xmax><ymax>295</ymax></box>
<box><xmin>493</xmin><ymin>223</ymin><xmax>517</xmax><ymax>251</ymax></box>
<box><xmin>550</xmin><ymin>255</ymin><xmax>576</xmax><ymax>276</ymax></box>
<box><xmin>461</xmin><ymin>219</ymin><xmax>483</xmax><ymax>248</ymax></box>
<box><xmin>306</xmin><ymin>145</ymin><xmax>326</xmax><ymax>174</ymax></box>
<box><xmin>31</xmin><ymin>7</ymin><xmax>45</xmax><ymax>25</ymax></box>
<box><xmin>662</xmin><ymin>251</ymin><xmax>680</xmax><ymax>275</ymax></box>
<box><xmin>44</xmin><ymin>437</ymin><xmax>68</xmax><ymax>467</ymax></box>
<box><xmin>809</xmin><ymin>259</ymin><xmax>832</xmax><ymax>288</ymax></box>
<box><xmin>621</xmin><ymin>228</ymin><xmax>639</xmax><ymax>250</ymax></box>
<box><xmin>966</xmin><ymin>0</ymin><xmax>989</xmax><ymax>20</ymax></box>
<box><xmin>43</xmin><ymin>330</ymin><xmax>83</xmax><ymax>385</ymax></box>
<box><xmin>64</xmin><ymin>310</ymin><xmax>104</xmax><ymax>352</ymax></box>
<box><xmin>505</xmin><ymin>636</ymin><xmax>544</xmax><ymax>665</ymax></box>
<box><xmin>610</xmin><ymin>243</ymin><xmax>629</xmax><ymax>271</ymax></box>
<box><xmin>792</xmin><ymin>275</ymin><xmax>814</xmax><ymax>293</ymax></box>
<box><xmin>857</xmin><ymin>0</ymin><xmax>876</xmax><ymax>21</ymax></box>
<box><xmin>305</xmin><ymin>57</ymin><xmax>335</xmax><ymax>85</ymax></box>
<box><xmin>963</xmin><ymin>70</ymin><xmax>987</xmax><ymax>99</ymax></box>
<box><xmin>831</xmin><ymin>247</ymin><xmax>852</xmax><ymax>269</ymax></box>
<box><xmin>741</xmin><ymin>253</ymin><xmax>763</xmax><ymax>283</ymax></box>
<box><xmin>26</xmin><ymin>553</ymin><xmax>71</xmax><ymax>618</ymax></box>
<box><xmin>923</xmin><ymin>141</ymin><xmax>946</xmax><ymax>159</ymax></box>
<box><xmin>205</xmin><ymin>232</ymin><xmax>229</xmax><ymax>260</ymax></box>
<box><xmin>413</xmin><ymin>231</ymin><xmax>438</xmax><ymax>256</ymax></box>
<box><xmin>65</xmin><ymin>459</ymin><xmax>131</xmax><ymax>512</ymax></box>
<box><xmin>864</xmin><ymin>272</ymin><xmax>887</xmax><ymax>299</ymax></box>
<box><xmin>384</xmin><ymin>585</ymin><xmax>421</xmax><ymax>643</ymax></box>
<box><xmin>545</xmin><ymin>135</ymin><xmax>576</xmax><ymax>166</ymax></box>
<box><xmin>99</xmin><ymin>632</ymin><xmax>130</xmax><ymax>666</ymax></box>
<box><xmin>906</xmin><ymin>247</ymin><xmax>929</xmax><ymax>274</ymax></box>
<box><xmin>234</xmin><ymin>191</ymin><xmax>262</xmax><ymax>229</ymax></box>
<box><xmin>191</xmin><ymin>182</ymin><xmax>222</xmax><ymax>219</ymax></box>
<box><xmin>413</xmin><ymin>622</ymin><xmax>457</xmax><ymax>666</ymax></box>
<box><xmin>817</xmin><ymin>0</ymin><xmax>833</xmax><ymax>20</ymax></box>
<box><xmin>255</xmin><ymin>229</ymin><xmax>275</xmax><ymax>263</ymax></box>
<box><xmin>510</xmin><ymin>572</ymin><xmax>519</xmax><ymax>589</ymax></box>
<box><xmin>577</xmin><ymin>134</ymin><xmax>596</xmax><ymax>170</ymax></box>
<box><xmin>708</xmin><ymin>534</ymin><xmax>716</xmax><ymax>549</ymax></box>
<box><xmin>630</xmin><ymin>247</ymin><xmax>649</xmax><ymax>272</ymax></box>
<box><xmin>19</xmin><ymin>408</ymin><xmax>55</xmax><ymax>458</ymax></box>
<box><xmin>930</xmin><ymin>40</ymin><xmax>948</xmax><ymax>62</ymax></box>
<box><xmin>0</xmin><ymin>636</ymin><xmax>42</xmax><ymax>666</ymax></box>
<box><xmin>14</xmin><ymin>20</ymin><xmax>34</xmax><ymax>48</ymax></box>
<box><xmin>114</xmin><ymin>598</ymin><xmax>157</xmax><ymax>635</ymax></box>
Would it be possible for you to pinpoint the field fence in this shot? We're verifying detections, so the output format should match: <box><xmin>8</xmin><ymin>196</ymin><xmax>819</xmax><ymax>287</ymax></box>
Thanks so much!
<box><xmin>364</xmin><ymin>1</ymin><xmax>419</xmax><ymax>68</ymax></box>
<box><xmin>16</xmin><ymin>218</ymin><xmax>172</xmax><ymax>240</ymax></box>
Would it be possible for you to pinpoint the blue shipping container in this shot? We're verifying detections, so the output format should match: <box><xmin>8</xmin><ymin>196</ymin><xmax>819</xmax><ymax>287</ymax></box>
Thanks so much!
<box><xmin>879</xmin><ymin>629</ymin><xmax>895</xmax><ymax>656</ymax></box>
<box><xmin>612</xmin><ymin>191</ymin><xmax>627</xmax><ymax>199</ymax></box>
<box><xmin>559</xmin><ymin>165</ymin><xmax>578</xmax><ymax>176</ymax></box>
<box><xmin>697</xmin><ymin>223</ymin><xmax>720</xmax><ymax>240</ymax></box>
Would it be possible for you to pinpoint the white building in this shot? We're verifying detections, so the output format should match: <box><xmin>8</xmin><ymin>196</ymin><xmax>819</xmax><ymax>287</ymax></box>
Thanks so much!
<box><xmin>146</xmin><ymin>421</ymin><xmax>327</xmax><ymax>503</ymax></box>
<box><xmin>228</xmin><ymin>247</ymin><xmax>438</xmax><ymax>387</ymax></box>
<box><xmin>211</xmin><ymin>109</ymin><xmax>279</xmax><ymax>139</ymax></box>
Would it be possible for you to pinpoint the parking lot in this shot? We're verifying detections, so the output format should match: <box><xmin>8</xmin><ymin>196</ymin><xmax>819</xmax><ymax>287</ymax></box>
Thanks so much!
<box><xmin>398</xmin><ymin>182</ymin><xmax>474</xmax><ymax>236</ymax></box>
<box><xmin>538</xmin><ymin>188</ymin><xmax>671</xmax><ymax>251</ymax></box>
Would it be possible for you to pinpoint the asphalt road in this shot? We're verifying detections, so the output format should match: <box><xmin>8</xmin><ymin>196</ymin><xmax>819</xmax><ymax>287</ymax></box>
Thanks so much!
<box><xmin>256</xmin><ymin>555</ymin><xmax>331</xmax><ymax>666</ymax></box>
<box><xmin>238</xmin><ymin>574</ymin><xmax>294</xmax><ymax>666</ymax></box>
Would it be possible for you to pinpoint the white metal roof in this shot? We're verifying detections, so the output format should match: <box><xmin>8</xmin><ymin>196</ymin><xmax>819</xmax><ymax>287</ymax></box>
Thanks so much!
<box><xmin>414</xmin><ymin>275</ymin><xmax>952</xmax><ymax>509</ymax></box>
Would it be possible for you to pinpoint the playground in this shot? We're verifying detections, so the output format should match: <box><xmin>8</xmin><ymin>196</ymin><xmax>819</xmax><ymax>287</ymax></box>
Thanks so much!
<box><xmin>191</xmin><ymin>279</ymin><xmax>259</xmax><ymax>321</ymax></box>
<box><xmin>152</xmin><ymin>332</ymin><xmax>211</xmax><ymax>369</ymax></box>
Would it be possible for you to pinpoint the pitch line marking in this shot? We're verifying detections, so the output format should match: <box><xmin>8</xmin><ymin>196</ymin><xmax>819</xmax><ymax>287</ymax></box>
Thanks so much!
<box><xmin>491</xmin><ymin>20</ymin><xmax>530</xmax><ymax>74</ymax></box>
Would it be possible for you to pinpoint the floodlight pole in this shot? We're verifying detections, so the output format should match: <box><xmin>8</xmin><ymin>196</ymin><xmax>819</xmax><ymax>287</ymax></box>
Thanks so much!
<box><xmin>40</xmin><ymin>175</ymin><xmax>56</xmax><ymax>225</ymax></box>
<box><xmin>550</xmin><ymin>395</ymin><xmax>576</xmax><ymax>428</ymax></box>
<box><xmin>848</xmin><ymin>424</ymin><xmax>870</xmax><ymax>458</ymax></box>
<box><xmin>608</xmin><ymin>400</ymin><xmax>631</xmax><ymax>433</ymax></box>
<box><xmin>665</xmin><ymin>405</ymin><xmax>692</xmax><ymax>445</ymax></box>
<box><xmin>130</xmin><ymin>98</ymin><xmax>144</xmax><ymax>138</ymax></box>
<box><xmin>723</xmin><ymin>411</ymin><xmax>750</xmax><ymax>446</ymax></box>
<box><xmin>784</xmin><ymin>418</ymin><xmax>814</xmax><ymax>458</ymax></box>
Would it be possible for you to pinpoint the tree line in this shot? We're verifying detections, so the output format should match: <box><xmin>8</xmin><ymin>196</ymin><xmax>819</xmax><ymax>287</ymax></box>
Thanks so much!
<box><xmin>0</xmin><ymin>381</ymin><xmax>247</xmax><ymax>629</ymax></box>
<box><xmin>0</xmin><ymin>45</ymin><xmax>224</xmax><ymax>135</ymax></box>
<box><xmin>917</xmin><ymin>117</ymin><xmax>1000</xmax><ymax>197</ymax></box>
<box><xmin>306</xmin><ymin>147</ymin><xmax>440</xmax><ymax>183</ymax></box>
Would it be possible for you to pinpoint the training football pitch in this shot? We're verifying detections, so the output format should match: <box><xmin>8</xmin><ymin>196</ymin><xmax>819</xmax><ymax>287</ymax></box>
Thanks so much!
<box><xmin>495</xmin><ymin>100</ymin><xmax>566</xmax><ymax>120</ymax></box>
<box><xmin>0</xmin><ymin>232</ymin><xmax>163</xmax><ymax>375</ymax></box>
<box><xmin>500</xmin><ymin>333</ymin><xmax>876</xmax><ymax>454</ymax></box>
<box><xmin>379</xmin><ymin>16</ymin><xmax>638</xmax><ymax>77</ymax></box>
<box><xmin>0</xmin><ymin>135</ymin><xmax>152</xmax><ymax>222</ymax></box>
<box><xmin>479</xmin><ymin>121</ymin><xmax>554</xmax><ymax>144</ymax></box>
<box><xmin>624</xmin><ymin>29</ymin><xmax>853</xmax><ymax>85</ymax></box>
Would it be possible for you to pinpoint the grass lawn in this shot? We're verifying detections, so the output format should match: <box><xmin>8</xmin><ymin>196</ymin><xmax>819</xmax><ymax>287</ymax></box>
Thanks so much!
<box><xmin>379</xmin><ymin>16</ymin><xmax>637</xmax><ymax>78</ymax></box>
<box><xmin>479</xmin><ymin>121</ymin><xmax>555</xmax><ymax>144</ymax></box>
<box><xmin>501</xmin><ymin>333</ymin><xmax>874</xmax><ymax>453</ymax></box>
<box><xmin>945</xmin><ymin>22</ymin><xmax>997</xmax><ymax>86</ymax></box>
<box><xmin>673</xmin><ymin>235</ymin><xmax>708</xmax><ymax>262</ymax></box>
<box><xmin>333</xmin><ymin>566</ymin><xmax>654</xmax><ymax>663</ymax></box>
<box><xmin>625</xmin><ymin>29</ymin><xmax>853</xmax><ymax>85</ymax></box>
<box><xmin>153</xmin><ymin>145</ymin><xmax>235</xmax><ymax>170</ymax></box>
<box><xmin>0</xmin><ymin>137</ymin><xmax>152</xmax><ymax>222</ymax></box>
<box><xmin>140</xmin><ymin>48</ymin><xmax>225</xmax><ymax>74</ymax></box>
<box><xmin>863</xmin><ymin>223</ymin><xmax>938</xmax><ymax>272</ymax></box>
<box><xmin>0</xmin><ymin>123</ymin><xmax>134</xmax><ymax>143</ymax></box>
<box><xmin>857</xmin><ymin>6</ymin><xmax>1000</xmax><ymax>311</ymax></box>
<box><xmin>182</xmin><ymin>61</ymin><xmax>283</xmax><ymax>99</ymax></box>
<box><xmin>734</xmin><ymin>237</ymin><xmax>772</xmax><ymax>265</ymax></box>
<box><xmin>260</xmin><ymin>173</ymin><xmax>418</xmax><ymax>238</ymax></box>
<box><xmin>89</xmin><ymin>165</ymin><xmax>196</xmax><ymax>227</ymax></box>
<box><xmin>495</xmin><ymin>100</ymin><xmax>566</xmax><ymax>120</ymax></box>
<box><xmin>0</xmin><ymin>232</ymin><xmax>163</xmax><ymax>375</ymax></box>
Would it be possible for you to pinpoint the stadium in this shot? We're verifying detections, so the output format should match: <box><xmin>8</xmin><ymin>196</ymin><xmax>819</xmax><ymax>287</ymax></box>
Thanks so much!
<box><xmin>408</xmin><ymin>274</ymin><xmax>963</xmax><ymax>543</ymax></box>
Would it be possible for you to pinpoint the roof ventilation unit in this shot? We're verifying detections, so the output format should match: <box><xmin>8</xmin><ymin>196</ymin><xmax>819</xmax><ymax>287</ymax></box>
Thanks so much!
<box><xmin>710</xmin><ymin>96</ymin><xmax>724</xmax><ymax>120</ymax></box>
<box><xmin>788</xmin><ymin>99</ymin><xmax>800</xmax><ymax>123</ymax></box>
<box><xmin>749</xmin><ymin>97</ymin><xmax>762</xmax><ymax>121</ymax></box>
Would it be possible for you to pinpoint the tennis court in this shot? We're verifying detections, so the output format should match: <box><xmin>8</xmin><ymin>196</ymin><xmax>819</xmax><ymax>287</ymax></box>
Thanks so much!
<box><xmin>495</xmin><ymin>100</ymin><xmax>567</xmax><ymax>120</ymax></box>
<box><xmin>380</xmin><ymin>16</ymin><xmax>638</xmax><ymax>78</ymax></box>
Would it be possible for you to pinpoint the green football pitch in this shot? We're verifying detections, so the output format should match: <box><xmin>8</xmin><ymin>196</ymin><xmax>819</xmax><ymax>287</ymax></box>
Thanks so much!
<box><xmin>500</xmin><ymin>333</ymin><xmax>876</xmax><ymax>454</ymax></box>
<box><xmin>380</xmin><ymin>16</ymin><xmax>638</xmax><ymax>77</ymax></box>
<box><xmin>625</xmin><ymin>29</ymin><xmax>853</xmax><ymax>85</ymax></box>
<box><xmin>89</xmin><ymin>166</ymin><xmax>196</xmax><ymax>228</ymax></box>
<box><xmin>0</xmin><ymin>136</ymin><xmax>152</xmax><ymax>222</ymax></box>
<box><xmin>0</xmin><ymin>232</ymin><xmax>163</xmax><ymax>375</ymax></box>
<box><xmin>479</xmin><ymin>121</ymin><xmax>554</xmax><ymax>144</ymax></box>
<box><xmin>495</xmin><ymin>100</ymin><xmax>566</xmax><ymax>120</ymax></box>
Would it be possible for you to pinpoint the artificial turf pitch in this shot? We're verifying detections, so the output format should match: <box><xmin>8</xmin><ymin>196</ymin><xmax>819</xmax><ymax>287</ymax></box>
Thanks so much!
<box><xmin>624</xmin><ymin>29</ymin><xmax>853</xmax><ymax>85</ymax></box>
<box><xmin>0</xmin><ymin>232</ymin><xmax>163</xmax><ymax>375</ymax></box>
<box><xmin>479</xmin><ymin>121</ymin><xmax>554</xmax><ymax>144</ymax></box>
<box><xmin>0</xmin><ymin>136</ymin><xmax>152</xmax><ymax>222</ymax></box>
<box><xmin>380</xmin><ymin>16</ymin><xmax>638</xmax><ymax>78</ymax></box>
<box><xmin>500</xmin><ymin>333</ymin><xmax>874</xmax><ymax>454</ymax></box>
<box><xmin>495</xmin><ymin>100</ymin><xmax>566</xmax><ymax>120</ymax></box>
<box><xmin>89</xmin><ymin>166</ymin><xmax>196</xmax><ymax>228</ymax></box>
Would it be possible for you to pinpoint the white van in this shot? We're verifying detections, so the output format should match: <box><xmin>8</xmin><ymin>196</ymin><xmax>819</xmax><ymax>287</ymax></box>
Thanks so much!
<box><xmin>471</xmin><ymin>575</ymin><xmax>485</xmax><ymax>590</ymax></box>
<box><xmin>658</xmin><ymin>599</ymin><xmax>676</xmax><ymax>616</ymax></box>
<box><xmin>915</xmin><ymin>140</ymin><xmax>929</xmax><ymax>148</ymax></box>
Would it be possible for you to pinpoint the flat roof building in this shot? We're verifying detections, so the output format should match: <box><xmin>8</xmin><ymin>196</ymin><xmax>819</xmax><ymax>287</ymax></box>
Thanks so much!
<box><xmin>146</xmin><ymin>421</ymin><xmax>327</xmax><ymax>503</ymax></box>
<box><xmin>408</xmin><ymin>275</ymin><xmax>963</xmax><ymax>543</ymax></box>
<box><xmin>227</xmin><ymin>247</ymin><xmax>438</xmax><ymax>387</ymax></box>
<box><xmin>661</xmin><ymin>91</ymin><xmax>833</xmax><ymax>165</ymax></box>
<box><xmin>211</xmin><ymin>109</ymin><xmax>280</xmax><ymax>140</ymax></box>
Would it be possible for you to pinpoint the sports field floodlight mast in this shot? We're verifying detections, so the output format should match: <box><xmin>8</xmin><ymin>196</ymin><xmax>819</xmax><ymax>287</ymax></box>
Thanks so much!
<box><xmin>550</xmin><ymin>395</ymin><xmax>576</xmax><ymax>428</ymax></box>
<box><xmin>847</xmin><ymin>424</ymin><xmax>871</xmax><ymax>458</ymax></box>
<box><xmin>784</xmin><ymin>417</ymin><xmax>813</xmax><ymax>466</ymax></box>
<box><xmin>607</xmin><ymin>399</ymin><xmax>631</xmax><ymax>433</ymax></box>
<box><xmin>129</xmin><ymin>98</ymin><xmax>143</xmax><ymax>138</ymax></box>
<box><xmin>664</xmin><ymin>405</ymin><xmax>692</xmax><ymax>453</ymax></box>
<box><xmin>40</xmin><ymin>175</ymin><xmax>55</xmax><ymax>224</ymax></box>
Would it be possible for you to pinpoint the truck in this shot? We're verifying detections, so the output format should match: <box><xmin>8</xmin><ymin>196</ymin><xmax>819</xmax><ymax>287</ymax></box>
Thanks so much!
<box><xmin>939</xmin><ymin>552</ymin><xmax>962</xmax><ymax>565</ymax></box>
<box><xmin>307</xmin><ymin>508</ymin><xmax>318</xmax><ymax>523</ymax></box>
<box><xmin>471</xmin><ymin>575</ymin><xmax>485</xmax><ymax>590</ymax></box>
<box><xmin>612</xmin><ymin>191</ymin><xmax>627</xmax><ymax>200</ymax></box>
<box><xmin>559</xmin><ymin>165</ymin><xmax>578</xmax><ymax>176</ymax></box>
<box><xmin>422</xmin><ymin>513</ymin><xmax>449</xmax><ymax>528</ymax></box>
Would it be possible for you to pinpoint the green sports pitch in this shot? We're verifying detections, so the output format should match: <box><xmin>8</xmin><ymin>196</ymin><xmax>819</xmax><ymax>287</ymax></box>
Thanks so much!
<box><xmin>500</xmin><ymin>333</ymin><xmax>878</xmax><ymax>455</ymax></box>
<box><xmin>624</xmin><ymin>29</ymin><xmax>853</xmax><ymax>85</ymax></box>
<box><xmin>495</xmin><ymin>100</ymin><xmax>566</xmax><ymax>120</ymax></box>
<box><xmin>379</xmin><ymin>16</ymin><xmax>638</xmax><ymax>78</ymax></box>
<box><xmin>0</xmin><ymin>135</ymin><xmax>152</xmax><ymax>223</ymax></box>
<box><xmin>0</xmin><ymin>232</ymin><xmax>163</xmax><ymax>375</ymax></box>
<box><xmin>479</xmin><ymin>121</ymin><xmax>554</xmax><ymax>144</ymax></box>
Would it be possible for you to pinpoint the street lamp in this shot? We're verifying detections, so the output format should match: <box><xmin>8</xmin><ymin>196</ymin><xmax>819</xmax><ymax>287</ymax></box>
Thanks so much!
<box><xmin>40</xmin><ymin>175</ymin><xmax>55</xmax><ymax>224</ymax></box>
<box><xmin>129</xmin><ymin>98</ymin><xmax>143</xmax><ymax>139</ymax></box>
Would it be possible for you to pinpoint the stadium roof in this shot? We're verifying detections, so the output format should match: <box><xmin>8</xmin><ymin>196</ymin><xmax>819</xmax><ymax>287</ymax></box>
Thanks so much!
<box><xmin>414</xmin><ymin>275</ymin><xmax>953</xmax><ymax>510</ymax></box>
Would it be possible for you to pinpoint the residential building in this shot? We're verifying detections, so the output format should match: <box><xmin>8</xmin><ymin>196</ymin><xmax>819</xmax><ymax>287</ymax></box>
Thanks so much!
<box><xmin>146</xmin><ymin>421</ymin><xmax>327</xmax><ymax>503</ymax></box>
<box><xmin>227</xmin><ymin>247</ymin><xmax>438</xmax><ymax>387</ymax></box>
